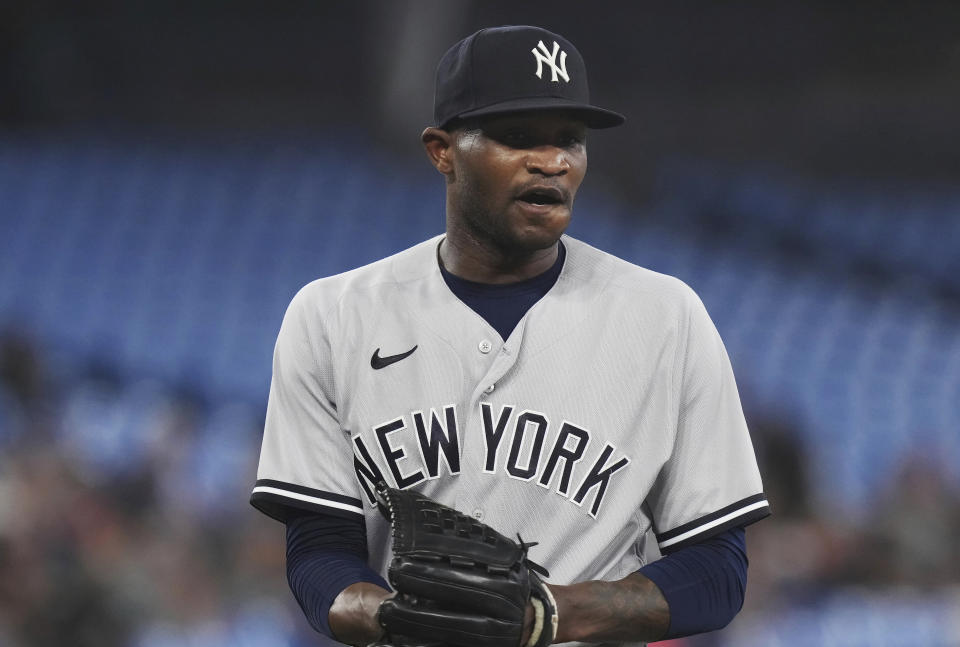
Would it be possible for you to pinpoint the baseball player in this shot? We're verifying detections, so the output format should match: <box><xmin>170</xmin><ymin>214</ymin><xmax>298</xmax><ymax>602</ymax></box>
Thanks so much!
<box><xmin>251</xmin><ymin>25</ymin><xmax>770</xmax><ymax>647</ymax></box>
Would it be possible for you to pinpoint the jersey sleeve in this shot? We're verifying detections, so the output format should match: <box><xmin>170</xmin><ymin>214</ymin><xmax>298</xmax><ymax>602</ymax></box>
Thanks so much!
<box><xmin>250</xmin><ymin>285</ymin><xmax>365</xmax><ymax>523</ymax></box>
<box><xmin>647</xmin><ymin>285</ymin><xmax>770</xmax><ymax>554</ymax></box>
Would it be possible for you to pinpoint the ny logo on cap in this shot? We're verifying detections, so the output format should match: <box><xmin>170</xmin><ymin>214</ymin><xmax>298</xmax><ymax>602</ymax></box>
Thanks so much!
<box><xmin>532</xmin><ymin>40</ymin><xmax>570</xmax><ymax>83</ymax></box>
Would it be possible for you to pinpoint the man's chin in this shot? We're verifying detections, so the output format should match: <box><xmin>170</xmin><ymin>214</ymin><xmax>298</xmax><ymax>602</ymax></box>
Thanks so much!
<box><xmin>460</xmin><ymin>204</ymin><xmax>570</xmax><ymax>255</ymax></box>
<box><xmin>512</xmin><ymin>213</ymin><xmax>570</xmax><ymax>249</ymax></box>
<box><xmin>517</xmin><ymin>228</ymin><xmax>566</xmax><ymax>249</ymax></box>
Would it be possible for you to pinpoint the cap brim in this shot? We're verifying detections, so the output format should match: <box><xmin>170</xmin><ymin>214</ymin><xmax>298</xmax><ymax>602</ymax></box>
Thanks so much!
<box><xmin>447</xmin><ymin>97</ymin><xmax>625</xmax><ymax>129</ymax></box>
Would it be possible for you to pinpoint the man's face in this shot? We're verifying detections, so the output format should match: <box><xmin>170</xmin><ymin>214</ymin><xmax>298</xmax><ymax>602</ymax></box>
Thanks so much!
<box><xmin>446</xmin><ymin>112</ymin><xmax>588</xmax><ymax>253</ymax></box>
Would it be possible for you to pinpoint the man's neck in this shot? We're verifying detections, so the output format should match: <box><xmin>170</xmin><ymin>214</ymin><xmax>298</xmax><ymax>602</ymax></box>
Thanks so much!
<box><xmin>438</xmin><ymin>234</ymin><xmax>560</xmax><ymax>284</ymax></box>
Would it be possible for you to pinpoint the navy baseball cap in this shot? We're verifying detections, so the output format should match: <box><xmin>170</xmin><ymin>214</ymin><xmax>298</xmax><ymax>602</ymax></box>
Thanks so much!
<box><xmin>434</xmin><ymin>25</ymin><xmax>625</xmax><ymax>129</ymax></box>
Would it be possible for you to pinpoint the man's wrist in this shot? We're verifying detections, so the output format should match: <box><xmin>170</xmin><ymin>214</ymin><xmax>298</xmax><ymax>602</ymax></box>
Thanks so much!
<box><xmin>328</xmin><ymin>582</ymin><xmax>394</xmax><ymax>646</ymax></box>
<box><xmin>551</xmin><ymin>573</ymin><xmax>670</xmax><ymax>644</ymax></box>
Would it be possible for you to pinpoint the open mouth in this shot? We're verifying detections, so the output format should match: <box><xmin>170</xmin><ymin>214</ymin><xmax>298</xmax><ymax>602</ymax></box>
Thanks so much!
<box><xmin>516</xmin><ymin>186</ymin><xmax>566</xmax><ymax>207</ymax></box>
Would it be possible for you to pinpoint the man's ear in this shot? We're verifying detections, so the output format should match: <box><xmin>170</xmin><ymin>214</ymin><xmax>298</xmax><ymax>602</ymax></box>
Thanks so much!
<box><xmin>421</xmin><ymin>127</ymin><xmax>455</xmax><ymax>175</ymax></box>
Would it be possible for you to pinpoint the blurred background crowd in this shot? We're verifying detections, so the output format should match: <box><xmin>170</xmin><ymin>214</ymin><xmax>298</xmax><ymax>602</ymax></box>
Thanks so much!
<box><xmin>1</xmin><ymin>2</ymin><xmax>959</xmax><ymax>646</ymax></box>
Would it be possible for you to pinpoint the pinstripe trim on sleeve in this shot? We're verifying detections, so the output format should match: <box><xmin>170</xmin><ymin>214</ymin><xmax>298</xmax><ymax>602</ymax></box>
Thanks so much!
<box><xmin>656</xmin><ymin>493</ymin><xmax>770</xmax><ymax>553</ymax></box>
<box><xmin>249</xmin><ymin>478</ymin><xmax>365</xmax><ymax>523</ymax></box>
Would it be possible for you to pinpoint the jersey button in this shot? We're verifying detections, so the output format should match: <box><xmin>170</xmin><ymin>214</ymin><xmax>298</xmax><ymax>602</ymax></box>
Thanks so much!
<box><xmin>471</xmin><ymin>508</ymin><xmax>484</xmax><ymax>521</ymax></box>
<box><xmin>478</xmin><ymin>339</ymin><xmax>493</xmax><ymax>354</ymax></box>
<box><xmin>484</xmin><ymin>384</ymin><xmax>495</xmax><ymax>394</ymax></box>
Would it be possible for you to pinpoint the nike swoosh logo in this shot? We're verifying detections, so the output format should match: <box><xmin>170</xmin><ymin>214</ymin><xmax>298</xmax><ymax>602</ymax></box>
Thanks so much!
<box><xmin>371</xmin><ymin>345</ymin><xmax>418</xmax><ymax>370</ymax></box>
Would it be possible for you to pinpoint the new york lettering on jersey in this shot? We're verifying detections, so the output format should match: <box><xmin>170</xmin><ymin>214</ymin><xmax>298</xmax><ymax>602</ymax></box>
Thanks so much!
<box><xmin>351</xmin><ymin>402</ymin><xmax>631</xmax><ymax>518</ymax></box>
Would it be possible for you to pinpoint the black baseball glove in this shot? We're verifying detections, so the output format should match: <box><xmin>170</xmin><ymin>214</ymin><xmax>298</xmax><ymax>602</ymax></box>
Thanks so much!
<box><xmin>375</xmin><ymin>483</ymin><xmax>559</xmax><ymax>647</ymax></box>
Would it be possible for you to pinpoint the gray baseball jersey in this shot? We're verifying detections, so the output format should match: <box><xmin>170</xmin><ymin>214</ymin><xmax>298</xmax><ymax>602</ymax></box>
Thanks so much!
<box><xmin>251</xmin><ymin>233</ymin><xmax>769</xmax><ymax>638</ymax></box>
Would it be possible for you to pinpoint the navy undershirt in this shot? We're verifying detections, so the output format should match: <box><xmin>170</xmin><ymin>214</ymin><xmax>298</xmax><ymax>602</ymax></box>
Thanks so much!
<box><xmin>438</xmin><ymin>240</ymin><xmax>566</xmax><ymax>340</ymax></box>
<box><xmin>285</xmin><ymin>511</ymin><xmax>390</xmax><ymax>637</ymax></box>
<box><xmin>639</xmin><ymin>526</ymin><xmax>748</xmax><ymax>638</ymax></box>
<box><xmin>284</xmin><ymin>240</ymin><xmax>749</xmax><ymax>640</ymax></box>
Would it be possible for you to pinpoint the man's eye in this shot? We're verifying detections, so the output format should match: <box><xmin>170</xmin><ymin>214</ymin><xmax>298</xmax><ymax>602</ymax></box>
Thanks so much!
<box><xmin>491</xmin><ymin>129</ymin><xmax>582</xmax><ymax>148</ymax></box>
<box><xmin>502</xmin><ymin>132</ymin><xmax>531</xmax><ymax>147</ymax></box>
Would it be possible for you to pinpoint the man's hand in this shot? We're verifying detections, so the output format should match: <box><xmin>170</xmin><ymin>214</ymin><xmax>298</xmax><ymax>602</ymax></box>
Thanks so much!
<box><xmin>329</xmin><ymin>582</ymin><xmax>393</xmax><ymax>646</ymax></box>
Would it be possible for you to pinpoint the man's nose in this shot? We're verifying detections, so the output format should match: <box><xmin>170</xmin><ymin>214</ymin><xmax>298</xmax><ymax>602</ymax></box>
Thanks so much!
<box><xmin>525</xmin><ymin>147</ymin><xmax>569</xmax><ymax>176</ymax></box>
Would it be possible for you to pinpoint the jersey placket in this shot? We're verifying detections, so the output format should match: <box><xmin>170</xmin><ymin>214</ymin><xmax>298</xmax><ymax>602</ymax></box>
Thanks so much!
<box><xmin>454</xmin><ymin>318</ymin><xmax>527</xmax><ymax>512</ymax></box>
